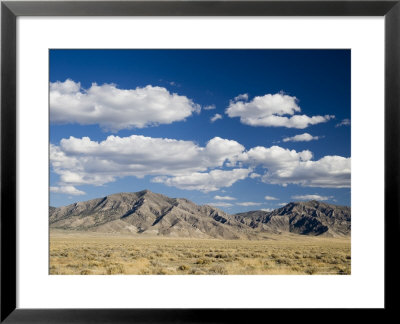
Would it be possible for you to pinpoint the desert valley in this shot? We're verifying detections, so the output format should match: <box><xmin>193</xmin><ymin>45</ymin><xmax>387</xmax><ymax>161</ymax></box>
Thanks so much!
<box><xmin>50</xmin><ymin>190</ymin><xmax>351</xmax><ymax>275</ymax></box>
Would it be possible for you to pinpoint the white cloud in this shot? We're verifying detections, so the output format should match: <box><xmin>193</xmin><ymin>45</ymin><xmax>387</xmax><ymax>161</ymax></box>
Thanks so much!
<box><xmin>291</xmin><ymin>194</ymin><xmax>333</xmax><ymax>201</ymax></box>
<box><xmin>278</xmin><ymin>202</ymin><xmax>288</xmax><ymax>206</ymax></box>
<box><xmin>264</xmin><ymin>195</ymin><xmax>278</xmax><ymax>200</ymax></box>
<box><xmin>261</xmin><ymin>155</ymin><xmax>350</xmax><ymax>188</ymax></box>
<box><xmin>336</xmin><ymin>118</ymin><xmax>351</xmax><ymax>127</ymax></box>
<box><xmin>249</xmin><ymin>173</ymin><xmax>261</xmax><ymax>178</ymax></box>
<box><xmin>282</xmin><ymin>133</ymin><xmax>320</xmax><ymax>142</ymax></box>
<box><xmin>50</xmin><ymin>185</ymin><xmax>86</xmax><ymax>196</ymax></box>
<box><xmin>236</xmin><ymin>202</ymin><xmax>262</xmax><ymax>207</ymax></box>
<box><xmin>50</xmin><ymin>79</ymin><xmax>201</xmax><ymax>131</ymax></box>
<box><xmin>206</xmin><ymin>202</ymin><xmax>233</xmax><ymax>208</ymax></box>
<box><xmin>226</xmin><ymin>93</ymin><xmax>334</xmax><ymax>129</ymax></box>
<box><xmin>53</xmin><ymin>135</ymin><xmax>245</xmax><ymax>184</ymax></box>
<box><xmin>51</xmin><ymin>134</ymin><xmax>350</xmax><ymax>193</ymax></box>
<box><xmin>234</xmin><ymin>93</ymin><xmax>249</xmax><ymax>101</ymax></box>
<box><xmin>152</xmin><ymin>168</ymin><xmax>251</xmax><ymax>192</ymax></box>
<box><xmin>214</xmin><ymin>195</ymin><xmax>236</xmax><ymax>201</ymax></box>
<box><xmin>237</xmin><ymin>145</ymin><xmax>349</xmax><ymax>188</ymax></box>
<box><xmin>210</xmin><ymin>113</ymin><xmax>223</xmax><ymax>123</ymax></box>
<box><xmin>203</xmin><ymin>104</ymin><xmax>216</xmax><ymax>110</ymax></box>
<box><xmin>244</xmin><ymin>145</ymin><xmax>313</xmax><ymax>167</ymax></box>
<box><xmin>261</xmin><ymin>208</ymin><xmax>274</xmax><ymax>212</ymax></box>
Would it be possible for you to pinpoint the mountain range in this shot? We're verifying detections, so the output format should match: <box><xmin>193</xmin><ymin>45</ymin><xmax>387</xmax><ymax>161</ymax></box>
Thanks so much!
<box><xmin>49</xmin><ymin>190</ymin><xmax>351</xmax><ymax>239</ymax></box>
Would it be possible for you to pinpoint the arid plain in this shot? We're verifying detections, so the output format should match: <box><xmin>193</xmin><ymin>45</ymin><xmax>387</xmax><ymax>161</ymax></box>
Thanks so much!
<box><xmin>50</xmin><ymin>231</ymin><xmax>350</xmax><ymax>275</ymax></box>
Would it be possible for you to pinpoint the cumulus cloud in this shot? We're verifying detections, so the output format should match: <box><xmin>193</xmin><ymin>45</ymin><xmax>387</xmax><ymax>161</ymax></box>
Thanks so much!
<box><xmin>234</xmin><ymin>93</ymin><xmax>249</xmax><ymax>101</ymax></box>
<box><xmin>51</xmin><ymin>134</ymin><xmax>350</xmax><ymax>194</ymax></box>
<box><xmin>51</xmin><ymin>135</ymin><xmax>246</xmax><ymax>187</ymax></box>
<box><xmin>336</xmin><ymin>118</ymin><xmax>351</xmax><ymax>127</ymax></box>
<box><xmin>282</xmin><ymin>133</ymin><xmax>320</xmax><ymax>142</ymax></box>
<box><xmin>204</xmin><ymin>104</ymin><xmax>216</xmax><ymax>110</ymax></box>
<box><xmin>291</xmin><ymin>194</ymin><xmax>333</xmax><ymax>201</ymax></box>
<box><xmin>261</xmin><ymin>155</ymin><xmax>351</xmax><ymax>188</ymax></box>
<box><xmin>152</xmin><ymin>168</ymin><xmax>251</xmax><ymax>192</ymax></box>
<box><xmin>264</xmin><ymin>195</ymin><xmax>278</xmax><ymax>200</ymax></box>
<box><xmin>249</xmin><ymin>173</ymin><xmax>261</xmax><ymax>178</ymax></box>
<box><xmin>50</xmin><ymin>79</ymin><xmax>201</xmax><ymax>131</ymax></box>
<box><xmin>214</xmin><ymin>195</ymin><xmax>236</xmax><ymax>201</ymax></box>
<box><xmin>210</xmin><ymin>113</ymin><xmax>223</xmax><ymax>123</ymax></box>
<box><xmin>236</xmin><ymin>202</ymin><xmax>262</xmax><ymax>207</ymax></box>
<box><xmin>50</xmin><ymin>185</ymin><xmax>86</xmax><ymax>196</ymax></box>
<box><xmin>51</xmin><ymin>135</ymin><xmax>249</xmax><ymax>193</ymax></box>
<box><xmin>244</xmin><ymin>145</ymin><xmax>314</xmax><ymax>167</ymax></box>
<box><xmin>227</xmin><ymin>144</ymin><xmax>350</xmax><ymax>188</ymax></box>
<box><xmin>226</xmin><ymin>92</ymin><xmax>334</xmax><ymax>129</ymax></box>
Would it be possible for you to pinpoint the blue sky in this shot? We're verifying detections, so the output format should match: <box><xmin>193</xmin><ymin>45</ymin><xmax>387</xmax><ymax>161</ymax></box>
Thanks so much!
<box><xmin>49</xmin><ymin>49</ymin><xmax>351</xmax><ymax>213</ymax></box>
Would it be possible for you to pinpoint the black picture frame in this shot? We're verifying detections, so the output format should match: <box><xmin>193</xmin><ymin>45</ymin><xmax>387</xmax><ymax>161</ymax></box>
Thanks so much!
<box><xmin>1</xmin><ymin>0</ymin><xmax>399</xmax><ymax>322</ymax></box>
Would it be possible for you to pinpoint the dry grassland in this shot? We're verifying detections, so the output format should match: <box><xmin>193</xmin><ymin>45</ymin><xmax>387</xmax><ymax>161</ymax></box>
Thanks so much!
<box><xmin>50</xmin><ymin>231</ymin><xmax>350</xmax><ymax>275</ymax></box>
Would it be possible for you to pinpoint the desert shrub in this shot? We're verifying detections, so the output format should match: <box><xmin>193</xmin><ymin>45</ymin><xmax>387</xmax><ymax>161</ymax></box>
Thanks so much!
<box><xmin>155</xmin><ymin>268</ymin><xmax>168</xmax><ymax>275</ymax></box>
<box><xmin>83</xmin><ymin>254</ymin><xmax>96</xmax><ymax>261</ymax></box>
<box><xmin>139</xmin><ymin>269</ymin><xmax>150</xmax><ymax>275</ymax></box>
<box><xmin>263</xmin><ymin>260</ymin><xmax>272</xmax><ymax>268</ymax></box>
<box><xmin>88</xmin><ymin>261</ymin><xmax>100</xmax><ymax>267</ymax></box>
<box><xmin>305</xmin><ymin>267</ymin><xmax>317</xmax><ymax>275</ymax></box>
<box><xmin>291</xmin><ymin>266</ymin><xmax>301</xmax><ymax>272</ymax></box>
<box><xmin>106</xmin><ymin>264</ymin><xmax>125</xmax><ymax>275</ymax></box>
<box><xmin>189</xmin><ymin>268</ymin><xmax>206</xmax><ymax>275</ymax></box>
<box><xmin>209</xmin><ymin>265</ymin><xmax>227</xmax><ymax>275</ymax></box>
<box><xmin>150</xmin><ymin>260</ymin><xmax>162</xmax><ymax>267</ymax></box>
<box><xmin>337</xmin><ymin>267</ymin><xmax>350</xmax><ymax>275</ymax></box>
<box><xmin>214</xmin><ymin>253</ymin><xmax>230</xmax><ymax>259</ymax></box>
<box><xmin>275</xmin><ymin>258</ymin><xmax>291</xmax><ymax>265</ymax></box>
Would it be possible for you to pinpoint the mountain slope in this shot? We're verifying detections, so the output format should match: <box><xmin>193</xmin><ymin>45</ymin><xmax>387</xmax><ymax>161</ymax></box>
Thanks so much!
<box><xmin>234</xmin><ymin>200</ymin><xmax>351</xmax><ymax>237</ymax></box>
<box><xmin>49</xmin><ymin>190</ymin><xmax>250</xmax><ymax>239</ymax></box>
<box><xmin>50</xmin><ymin>191</ymin><xmax>351</xmax><ymax>238</ymax></box>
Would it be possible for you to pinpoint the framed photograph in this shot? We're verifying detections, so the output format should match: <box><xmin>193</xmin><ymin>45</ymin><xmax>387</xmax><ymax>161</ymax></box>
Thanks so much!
<box><xmin>1</xmin><ymin>0</ymin><xmax>399</xmax><ymax>322</ymax></box>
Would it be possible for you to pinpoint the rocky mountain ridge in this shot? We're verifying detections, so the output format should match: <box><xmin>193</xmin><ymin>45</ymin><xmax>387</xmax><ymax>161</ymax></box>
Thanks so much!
<box><xmin>50</xmin><ymin>190</ymin><xmax>351</xmax><ymax>239</ymax></box>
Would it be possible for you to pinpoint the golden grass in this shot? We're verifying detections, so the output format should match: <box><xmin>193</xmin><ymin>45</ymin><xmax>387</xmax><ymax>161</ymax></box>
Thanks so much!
<box><xmin>49</xmin><ymin>231</ymin><xmax>350</xmax><ymax>275</ymax></box>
